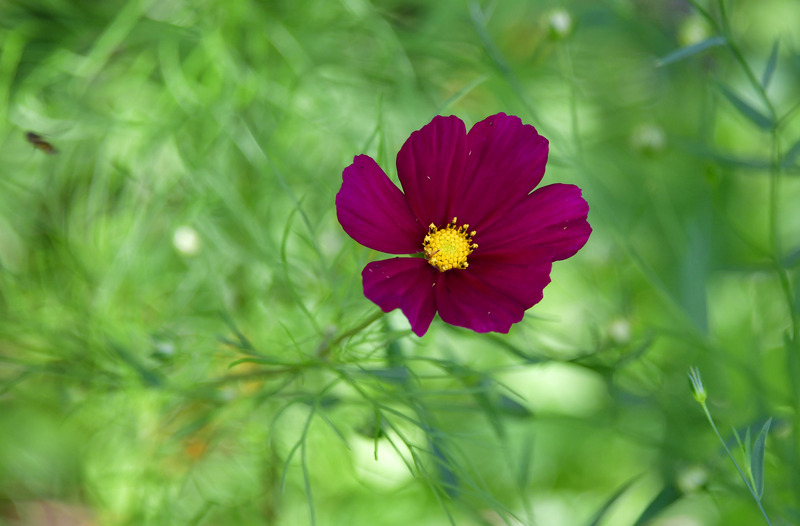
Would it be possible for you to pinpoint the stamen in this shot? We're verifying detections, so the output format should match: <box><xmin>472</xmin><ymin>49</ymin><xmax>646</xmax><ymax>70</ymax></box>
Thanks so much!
<box><xmin>422</xmin><ymin>217</ymin><xmax>477</xmax><ymax>272</ymax></box>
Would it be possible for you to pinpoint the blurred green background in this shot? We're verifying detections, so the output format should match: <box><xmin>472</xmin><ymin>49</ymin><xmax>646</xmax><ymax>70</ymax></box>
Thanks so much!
<box><xmin>1</xmin><ymin>0</ymin><xmax>799</xmax><ymax>524</ymax></box>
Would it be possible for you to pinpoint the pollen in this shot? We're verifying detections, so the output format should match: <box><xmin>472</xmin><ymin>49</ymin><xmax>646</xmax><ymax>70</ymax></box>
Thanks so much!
<box><xmin>423</xmin><ymin>217</ymin><xmax>478</xmax><ymax>272</ymax></box>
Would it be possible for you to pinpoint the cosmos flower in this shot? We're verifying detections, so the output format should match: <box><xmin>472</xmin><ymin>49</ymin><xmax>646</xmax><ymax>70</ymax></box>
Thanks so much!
<box><xmin>336</xmin><ymin>113</ymin><xmax>591</xmax><ymax>336</ymax></box>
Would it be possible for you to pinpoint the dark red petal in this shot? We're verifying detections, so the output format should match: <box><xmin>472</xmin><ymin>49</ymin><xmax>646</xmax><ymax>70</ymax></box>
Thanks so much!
<box><xmin>435</xmin><ymin>254</ymin><xmax>553</xmax><ymax>333</ymax></box>
<box><xmin>476</xmin><ymin>183</ymin><xmax>591</xmax><ymax>262</ymax></box>
<box><xmin>362</xmin><ymin>258</ymin><xmax>439</xmax><ymax>337</ymax></box>
<box><xmin>396</xmin><ymin>115</ymin><xmax>468</xmax><ymax>227</ymax></box>
<box><xmin>336</xmin><ymin>155</ymin><xmax>425</xmax><ymax>254</ymax></box>
<box><xmin>454</xmin><ymin>113</ymin><xmax>549</xmax><ymax>231</ymax></box>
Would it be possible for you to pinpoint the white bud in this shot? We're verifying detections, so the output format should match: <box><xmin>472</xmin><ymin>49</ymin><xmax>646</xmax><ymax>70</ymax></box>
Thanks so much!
<box><xmin>630</xmin><ymin>123</ymin><xmax>667</xmax><ymax>155</ymax></box>
<box><xmin>547</xmin><ymin>9</ymin><xmax>573</xmax><ymax>40</ymax></box>
<box><xmin>173</xmin><ymin>225</ymin><xmax>201</xmax><ymax>256</ymax></box>
<box><xmin>679</xmin><ymin>15</ymin><xmax>711</xmax><ymax>47</ymax></box>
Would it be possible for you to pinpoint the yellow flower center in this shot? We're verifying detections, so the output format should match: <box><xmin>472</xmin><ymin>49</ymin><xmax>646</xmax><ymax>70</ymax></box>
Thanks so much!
<box><xmin>423</xmin><ymin>217</ymin><xmax>478</xmax><ymax>272</ymax></box>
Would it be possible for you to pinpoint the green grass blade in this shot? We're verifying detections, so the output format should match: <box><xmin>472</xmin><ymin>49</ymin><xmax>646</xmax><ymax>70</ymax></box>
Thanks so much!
<box><xmin>585</xmin><ymin>476</ymin><xmax>640</xmax><ymax>526</ymax></box>
<box><xmin>781</xmin><ymin>138</ymin><xmax>800</xmax><ymax>169</ymax></box>
<box><xmin>632</xmin><ymin>484</ymin><xmax>681</xmax><ymax>526</ymax></box>
<box><xmin>752</xmin><ymin>418</ymin><xmax>773</xmax><ymax>499</ymax></box>
<box><xmin>717</xmin><ymin>84</ymin><xmax>775</xmax><ymax>130</ymax></box>
<box><xmin>745</xmin><ymin>426</ymin><xmax>753</xmax><ymax>468</ymax></box>
<box><xmin>437</xmin><ymin>75</ymin><xmax>489</xmax><ymax>113</ymax></box>
<box><xmin>762</xmin><ymin>40</ymin><xmax>779</xmax><ymax>89</ymax></box>
<box><xmin>655</xmin><ymin>36</ymin><xmax>725</xmax><ymax>67</ymax></box>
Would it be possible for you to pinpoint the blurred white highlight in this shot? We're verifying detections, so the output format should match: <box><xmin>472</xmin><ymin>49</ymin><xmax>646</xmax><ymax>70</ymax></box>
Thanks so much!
<box><xmin>173</xmin><ymin>225</ymin><xmax>201</xmax><ymax>256</ymax></box>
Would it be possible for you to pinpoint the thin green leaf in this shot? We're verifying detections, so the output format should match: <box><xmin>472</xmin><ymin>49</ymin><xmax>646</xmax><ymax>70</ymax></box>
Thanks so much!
<box><xmin>745</xmin><ymin>426</ymin><xmax>753</xmax><ymax>467</ymax></box>
<box><xmin>468</xmin><ymin>0</ymin><xmax>539</xmax><ymax>121</ymax></box>
<box><xmin>655</xmin><ymin>36</ymin><xmax>725</xmax><ymax>67</ymax></box>
<box><xmin>718</xmin><ymin>84</ymin><xmax>775</xmax><ymax>130</ymax></box>
<box><xmin>752</xmin><ymin>418</ymin><xmax>773</xmax><ymax>499</ymax></box>
<box><xmin>482</xmin><ymin>332</ymin><xmax>547</xmax><ymax>364</ymax></box>
<box><xmin>781</xmin><ymin>138</ymin><xmax>800</xmax><ymax>169</ymax></box>
<box><xmin>438</xmin><ymin>75</ymin><xmax>489</xmax><ymax>113</ymax></box>
<box><xmin>356</xmin><ymin>366</ymin><xmax>410</xmax><ymax>384</ymax></box>
<box><xmin>469</xmin><ymin>377</ymin><xmax>506</xmax><ymax>439</ymax></box>
<box><xmin>585</xmin><ymin>476</ymin><xmax>640</xmax><ymax>526</ymax></box>
<box><xmin>679</xmin><ymin>224</ymin><xmax>709</xmax><ymax>332</ymax></box>
<box><xmin>732</xmin><ymin>425</ymin><xmax>745</xmax><ymax>450</ymax></box>
<box><xmin>676</xmin><ymin>140</ymin><xmax>771</xmax><ymax>170</ymax></box>
<box><xmin>497</xmin><ymin>395</ymin><xmax>532</xmax><ymax>418</ymax></box>
<box><xmin>762</xmin><ymin>40</ymin><xmax>779</xmax><ymax>88</ymax></box>
<box><xmin>110</xmin><ymin>342</ymin><xmax>164</xmax><ymax>388</ymax></box>
<box><xmin>219</xmin><ymin>310</ymin><xmax>259</xmax><ymax>356</ymax></box>
<box><xmin>430</xmin><ymin>433</ymin><xmax>458</xmax><ymax>498</ymax></box>
<box><xmin>632</xmin><ymin>484</ymin><xmax>681</xmax><ymax>526</ymax></box>
<box><xmin>784</xmin><ymin>245</ymin><xmax>800</xmax><ymax>268</ymax></box>
<box><xmin>226</xmin><ymin>356</ymin><xmax>293</xmax><ymax>368</ymax></box>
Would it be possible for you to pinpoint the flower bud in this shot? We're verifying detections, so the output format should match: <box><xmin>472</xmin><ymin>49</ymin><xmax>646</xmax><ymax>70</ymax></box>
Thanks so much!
<box><xmin>688</xmin><ymin>367</ymin><xmax>707</xmax><ymax>404</ymax></box>
<box><xmin>173</xmin><ymin>225</ymin><xmax>201</xmax><ymax>256</ymax></box>
<box><xmin>547</xmin><ymin>9</ymin><xmax>574</xmax><ymax>40</ymax></box>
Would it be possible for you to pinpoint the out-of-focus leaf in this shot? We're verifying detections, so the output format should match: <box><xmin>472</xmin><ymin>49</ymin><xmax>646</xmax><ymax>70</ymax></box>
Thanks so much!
<box><xmin>300</xmin><ymin>394</ymin><xmax>339</xmax><ymax>409</ymax></box>
<box><xmin>632</xmin><ymin>484</ymin><xmax>681</xmax><ymax>526</ymax></box>
<box><xmin>357</xmin><ymin>366</ymin><xmax>410</xmax><ymax>384</ymax></box>
<box><xmin>752</xmin><ymin>418</ymin><xmax>772</xmax><ymax>498</ymax></box>
<box><xmin>655</xmin><ymin>36</ymin><xmax>725</xmax><ymax>67</ymax></box>
<box><xmin>676</xmin><ymin>138</ymin><xmax>772</xmax><ymax>170</ymax></box>
<box><xmin>717</xmin><ymin>84</ymin><xmax>774</xmax><ymax>130</ymax></box>
<box><xmin>430</xmin><ymin>434</ymin><xmax>458</xmax><ymax>498</ymax></box>
<box><xmin>219</xmin><ymin>311</ymin><xmax>259</xmax><ymax>355</ymax></box>
<box><xmin>497</xmin><ymin>395</ymin><xmax>532</xmax><ymax>418</ymax></box>
<box><xmin>227</xmin><ymin>357</ymin><xmax>292</xmax><ymax>368</ymax></box>
<box><xmin>732</xmin><ymin>425</ymin><xmax>745</xmax><ymax>451</ymax></box>
<box><xmin>438</xmin><ymin>75</ymin><xmax>489</xmax><ymax>113</ymax></box>
<box><xmin>781</xmin><ymin>138</ymin><xmax>800</xmax><ymax>169</ymax></box>
<box><xmin>785</xmin><ymin>246</ymin><xmax>800</xmax><ymax>268</ymax></box>
<box><xmin>762</xmin><ymin>40</ymin><xmax>779</xmax><ymax>88</ymax></box>
<box><xmin>585</xmin><ymin>476</ymin><xmax>640</xmax><ymax>526</ymax></box>
<box><xmin>483</xmin><ymin>333</ymin><xmax>548</xmax><ymax>364</ymax></box>
<box><xmin>679</xmin><ymin>220</ymin><xmax>709</xmax><ymax>333</ymax></box>
<box><xmin>745</xmin><ymin>426</ymin><xmax>753</xmax><ymax>466</ymax></box>
<box><xmin>471</xmin><ymin>377</ymin><xmax>506</xmax><ymax>439</ymax></box>
<box><xmin>110</xmin><ymin>343</ymin><xmax>164</xmax><ymax>388</ymax></box>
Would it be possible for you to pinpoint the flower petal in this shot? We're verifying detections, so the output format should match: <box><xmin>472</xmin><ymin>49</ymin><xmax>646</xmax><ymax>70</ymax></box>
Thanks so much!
<box><xmin>435</xmin><ymin>254</ymin><xmax>553</xmax><ymax>333</ymax></box>
<box><xmin>362</xmin><ymin>258</ymin><xmax>439</xmax><ymax>337</ymax></box>
<box><xmin>396</xmin><ymin>115</ymin><xmax>468</xmax><ymax>227</ymax></box>
<box><xmin>476</xmin><ymin>183</ymin><xmax>591</xmax><ymax>262</ymax></box>
<box><xmin>337</xmin><ymin>155</ymin><xmax>425</xmax><ymax>254</ymax></box>
<box><xmin>455</xmin><ymin>113</ymin><xmax>549</xmax><ymax>231</ymax></box>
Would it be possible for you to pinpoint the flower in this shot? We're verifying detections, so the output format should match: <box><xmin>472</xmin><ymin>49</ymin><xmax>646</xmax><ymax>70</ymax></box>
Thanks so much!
<box><xmin>336</xmin><ymin>113</ymin><xmax>591</xmax><ymax>336</ymax></box>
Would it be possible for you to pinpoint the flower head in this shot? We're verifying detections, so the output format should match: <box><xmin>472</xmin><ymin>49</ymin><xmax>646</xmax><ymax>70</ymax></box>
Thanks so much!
<box><xmin>336</xmin><ymin>113</ymin><xmax>591</xmax><ymax>336</ymax></box>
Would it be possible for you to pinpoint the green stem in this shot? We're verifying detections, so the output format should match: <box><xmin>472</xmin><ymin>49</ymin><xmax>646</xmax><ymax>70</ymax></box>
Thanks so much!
<box><xmin>726</xmin><ymin>38</ymin><xmax>776</xmax><ymax>121</ymax></box>
<box><xmin>700</xmin><ymin>402</ymin><xmax>773</xmax><ymax>525</ymax></box>
<box><xmin>692</xmin><ymin>0</ymin><xmax>800</xmax><ymax>503</ymax></box>
<box><xmin>687</xmin><ymin>0</ymin><xmax>776</xmax><ymax>122</ymax></box>
<box><xmin>316</xmin><ymin>309</ymin><xmax>386</xmax><ymax>359</ymax></box>
<box><xmin>771</xmin><ymin>109</ymin><xmax>800</xmax><ymax>502</ymax></box>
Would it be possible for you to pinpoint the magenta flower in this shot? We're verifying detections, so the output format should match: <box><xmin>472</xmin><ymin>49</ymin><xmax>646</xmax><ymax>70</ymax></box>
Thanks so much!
<box><xmin>336</xmin><ymin>113</ymin><xmax>591</xmax><ymax>337</ymax></box>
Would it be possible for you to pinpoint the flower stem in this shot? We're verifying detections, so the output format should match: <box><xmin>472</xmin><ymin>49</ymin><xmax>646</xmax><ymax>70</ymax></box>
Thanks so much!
<box><xmin>688</xmin><ymin>0</ymin><xmax>800</xmax><ymax>503</ymax></box>
<box><xmin>698</xmin><ymin>400</ymin><xmax>773</xmax><ymax>525</ymax></box>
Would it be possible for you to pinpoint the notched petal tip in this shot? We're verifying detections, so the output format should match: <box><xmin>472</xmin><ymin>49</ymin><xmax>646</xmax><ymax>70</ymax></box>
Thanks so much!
<box><xmin>456</xmin><ymin>113</ymin><xmax>550</xmax><ymax>230</ymax></box>
<box><xmin>475</xmin><ymin>183</ymin><xmax>591</xmax><ymax>263</ymax></box>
